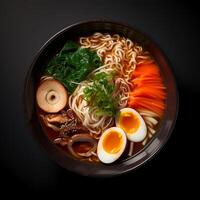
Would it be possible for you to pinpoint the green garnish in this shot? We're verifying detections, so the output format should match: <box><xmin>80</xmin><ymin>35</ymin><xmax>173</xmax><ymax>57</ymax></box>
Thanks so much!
<box><xmin>45</xmin><ymin>41</ymin><xmax>101</xmax><ymax>93</ymax></box>
<box><xmin>83</xmin><ymin>72</ymin><xmax>118</xmax><ymax>117</ymax></box>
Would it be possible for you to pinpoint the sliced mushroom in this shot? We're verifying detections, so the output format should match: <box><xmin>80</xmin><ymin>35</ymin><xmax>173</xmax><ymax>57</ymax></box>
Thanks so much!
<box><xmin>53</xmin><ymin>137</ymin><xmax>69</xmax><ymax>146</ymax></box>
<box><xmin>67</xmin><ymin>134</ymin><xmax>97</xmax><ymax>158</ymax></box>
<box><xmin>60</xmin><ymin>123</ymin><xmax>89</xmax><ymax>137</ymax></box>
<box><xmin>40</xmin><ymin>113</ymin><xmax>71</xmax><ymax>132</ymax></box>
<box><xmin>36</xmin><ymin>79</ymin><xmax>67</xmax><ymax>113</ymax></box>
<box><xmin>66</xmin><ymin>109</ymin><xmax>76</xmax><ymax>119</ymax></box>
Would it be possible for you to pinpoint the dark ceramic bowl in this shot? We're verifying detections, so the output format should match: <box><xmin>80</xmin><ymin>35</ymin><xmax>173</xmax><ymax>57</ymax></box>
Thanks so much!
<box><xmin>24</xmin><ymin>20</ymin><xmax>178</xmax><ymax>177</ymax></box>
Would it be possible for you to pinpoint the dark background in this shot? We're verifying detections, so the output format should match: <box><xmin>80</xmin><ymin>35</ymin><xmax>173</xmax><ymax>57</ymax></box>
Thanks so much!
<box><xmin>0</xmin><ymin>0</ymin><xmax>199</xmax><ymax>195</ymax></box>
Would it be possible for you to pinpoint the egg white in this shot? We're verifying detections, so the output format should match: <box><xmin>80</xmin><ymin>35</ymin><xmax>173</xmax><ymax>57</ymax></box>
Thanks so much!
<box><xmin>97</xmin><ymin>127</ymin><xmax>127</xmax><ymax>164</ymax></box>
<box><xmin>116</xmin><ymin>108</ymin><xmax>147</xmax><ymax>142</ymax></box>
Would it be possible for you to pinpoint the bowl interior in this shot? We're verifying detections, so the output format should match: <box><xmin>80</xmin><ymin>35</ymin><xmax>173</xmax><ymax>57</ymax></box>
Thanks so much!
<box><xmin>24</xmin><ymin>21</ymin><xmax>178</xmax><ymax>177</ymax></box>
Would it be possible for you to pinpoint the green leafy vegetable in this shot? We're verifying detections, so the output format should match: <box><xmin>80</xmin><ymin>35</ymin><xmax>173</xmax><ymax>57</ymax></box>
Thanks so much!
<box><xmin>45</xmin><ymin>41</ymin><xmax>101</xmax><ymax>93</ymax></box>
<box><xmin>83</xmin><ymin>72</ymin><xmax>118</xmax><ymax>117</ymax></box>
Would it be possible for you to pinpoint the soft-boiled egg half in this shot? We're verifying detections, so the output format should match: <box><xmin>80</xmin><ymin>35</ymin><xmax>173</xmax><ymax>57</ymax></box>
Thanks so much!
<box><xmin>116</xmin><ymin>108</ymin><xmax>147</xmax><ymax>142</ymax></box>
<box><xmin>97</xmin><ymin>127</ymin><xmax>127</xmax><ymax>164</ymax></box>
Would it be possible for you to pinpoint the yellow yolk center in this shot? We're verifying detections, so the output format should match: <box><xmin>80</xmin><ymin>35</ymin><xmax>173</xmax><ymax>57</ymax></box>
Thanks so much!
<box><xmin>119</xmin><ymin>112</ymin><xmax>140</xmax><ymax>134</ymax></box>
<box><xmin>103</xmin><ymin>131</ymin><xmax>123</xmax><ymax>154</ymax></box>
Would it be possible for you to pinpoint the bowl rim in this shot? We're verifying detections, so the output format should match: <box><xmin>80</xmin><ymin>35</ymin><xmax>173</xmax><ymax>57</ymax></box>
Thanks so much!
<box><xmin>24</xmin><ymin>20</ymin><xmax>179</xmax><ymax>177</ymax></box>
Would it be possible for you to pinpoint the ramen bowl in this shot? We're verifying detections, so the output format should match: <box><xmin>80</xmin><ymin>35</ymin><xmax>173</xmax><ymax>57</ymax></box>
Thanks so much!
<box><xmin>24</xmin><ymin>20</ymin><xmax>178</xmax><ymax>177</ymax></box>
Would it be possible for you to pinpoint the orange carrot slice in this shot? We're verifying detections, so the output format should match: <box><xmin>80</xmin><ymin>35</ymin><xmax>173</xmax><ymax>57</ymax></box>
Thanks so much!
<box><xmin>128</xmin><ymin>62</ymin><xmax>166</xmax><ymax>117</ymax></box>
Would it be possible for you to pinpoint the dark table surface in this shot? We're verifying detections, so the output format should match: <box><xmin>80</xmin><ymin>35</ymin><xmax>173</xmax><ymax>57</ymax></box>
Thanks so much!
<box><xmin>0</xmin><ymin>0</ymin><xmax>199</xmax><ymax>194</ymax></box>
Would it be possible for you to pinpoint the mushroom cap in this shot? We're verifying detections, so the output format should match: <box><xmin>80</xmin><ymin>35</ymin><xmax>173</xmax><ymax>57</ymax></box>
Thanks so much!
<box><xmin>36</xmin><ymin>79</ymin><xmax>68</xmax><ymax>113</ymax></box>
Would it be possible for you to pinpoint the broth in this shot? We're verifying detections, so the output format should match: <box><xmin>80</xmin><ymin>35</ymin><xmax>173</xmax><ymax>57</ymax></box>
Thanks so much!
<box><xmin>36</xmin><ymin>33</ymin><xmax>166</xmax><ymax>164</ymax></box>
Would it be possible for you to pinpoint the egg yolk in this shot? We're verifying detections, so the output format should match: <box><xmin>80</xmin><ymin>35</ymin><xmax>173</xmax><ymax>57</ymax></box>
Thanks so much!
<box><xmin>119</xmin><ymin>112</ymin><xmax>140</xmax><ymax>134</ymax></box>
<box><xmin>103</xmin><ymin>131</ymin><xmax>123</xmax><ymax>154</ymax></box>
